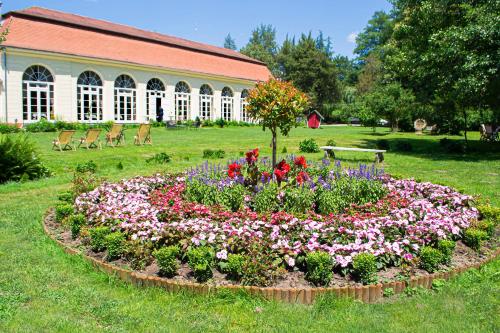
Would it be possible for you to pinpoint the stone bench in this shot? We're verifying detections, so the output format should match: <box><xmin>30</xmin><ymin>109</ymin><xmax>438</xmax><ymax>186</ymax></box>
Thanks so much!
<box><xmin>320</xmin><ymin>146</ymin><xmax>387</xmax><ymax>163</ymax></box>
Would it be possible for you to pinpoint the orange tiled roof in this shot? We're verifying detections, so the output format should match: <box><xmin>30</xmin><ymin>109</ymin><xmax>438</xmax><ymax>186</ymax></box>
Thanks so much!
<box><xmin>2</xmin><ymin>7</ymin><xmax>272</xmax><ymax>82</ymax></box>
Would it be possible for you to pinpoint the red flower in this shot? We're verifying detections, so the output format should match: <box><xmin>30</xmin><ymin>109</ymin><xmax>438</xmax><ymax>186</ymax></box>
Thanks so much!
<box><xmin>296</xmin><ymin>171</ymin><xmax>309</xmax><ymax>184</ymax></box>
<box><xmin>227</xmin><ymin>163</ymin><xmax>241</xmax><ymax>178</ymax></box>
<box><xmin>294</xmin><ymin>156</ymin><xmax>307</xmax><ymax>169</ymax></box>
<box><xmin>274</xmin><ymin>169</ymin><xmax>287</xmax><ymax>182</ymax></box>
<box><xmin>261</xmin><ymin>171</ymin><xmax>271</xmax><ymax>182</ymax></box>
<box><xmin>245</xmin><ymin>148</ymin><xmax>259</xmax><ymax>165</ymax></box>
<box><xmin>276</xmin><ymin>160</ymin><xmax>291</xmax><ymax>173</ymax></box>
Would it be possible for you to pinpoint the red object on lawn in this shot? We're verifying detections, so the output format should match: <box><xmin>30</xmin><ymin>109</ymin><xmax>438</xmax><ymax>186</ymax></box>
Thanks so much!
<box><xmin>307</xmin><ymin>110</ymin><xmax>324</xmax><ymax>129</ymax></box>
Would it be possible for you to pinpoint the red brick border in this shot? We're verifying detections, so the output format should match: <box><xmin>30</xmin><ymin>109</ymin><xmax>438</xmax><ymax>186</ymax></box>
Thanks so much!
<box><xmin>43</xmin><ymin>214</ymin><xmax>500</xmax><ymax>304</ymax></box>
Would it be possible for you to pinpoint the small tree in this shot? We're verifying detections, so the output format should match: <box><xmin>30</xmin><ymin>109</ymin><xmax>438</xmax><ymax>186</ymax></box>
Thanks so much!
<box><xmin>246</xmin><ymin>78</ymin><xmax>309</xmax><ymax>167</ymax></box>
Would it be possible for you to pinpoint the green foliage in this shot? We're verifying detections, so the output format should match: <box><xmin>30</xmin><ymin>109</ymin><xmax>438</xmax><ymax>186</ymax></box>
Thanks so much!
<box><xmin>383</xmin><ymin>287</ymin><xmax>394</xmax><ymax>297</ymax></box>
<box><xmin>305</xmin><ymin>251</ymin><xmax>334</xmax><ymax>286</ymax></box>
<box><xmin>221</xmin><ymin>253</ymin><xmax>245</xmax><ymax>281</ymax></box>
<box><xmin>240</xmin><ymin>24</ymin><xmax>279</xmax><ymax>75</ymax></box>
<box><xmin>352</xmin><ymin>253</ymin><xmax>377</xmax><ymax>284</ymax></box>
<box><xmin>187</xmin><ymin>246</ymin><xmax>215</xmax><ymax>282</ymax></box>
<box><xmin>124</xmin><ymin>240</ymin><xmax>154</xmax><ymax>270</ymax></box>
<box><xmin>477</xmin><ymin>205</ymin><xmax>500</xmax><ymax>225</ymax></box>
<box><xmin>146</xmin><ymin>153</ymin><xmax>171</xmax><ymax>164</ymax></box>
<box><xmin>55</xmin><ymin>203</ymin><xmax>73</xmax><ymax>223</ymax></box>
<box><xmin>116</xmin><ymin>161</ymin><xmax>124</xmax><ymax>170</ymax></box>
<box><xmin>326</xmin><ymin>139</ymin><xmax>336</xmax><ymax>147</ymax></box>
<box><xmin>298</xmin><ymin>138</ymin><xmax>320</xmax><ymax>153</ymax></box>
<box><xmin>316</xmin><ymin>177</ymin><xmax>387</xmax><ymax>214</ymax></box>
<box><xmin>216</xmin><ymin>184</ymin><xmax>246</xmax><ymax>212</ymax></box>
<box><xmin>214</xmin><ymin>118</ymin><xmax>227</xmax><ymax>128</ymax></box>
<box><xmin>153</xmin><ymin>246</ymin><xmax>180</xmax><ymax>278</ymax></box>
<box><xmin>104</xmin><ymin>232</ymin><xmax>125</xmax><ymax>261</ymax></box>
<box><xmin>240</xmin><ymin>250</ymin><xmax>284</xmax><ymax>287</ymax></box>
<box><xmin>89</xmin><ymin>226</ymin><xmax>111</xmax><ymax>252</ymax></box>
<box><xmin>223</xmin><ymin>34</ymin><xmax>237</xmax><ymax>50</ymax></box>
<box><xmin>75</xmin><ymin>160</ymin><xmax>97</xmax><ymax>173</ymax></box>
<box><xmin>281</xmin><ymin>146</ymin><xmax>287</xmax><ymax>153</ymax></box>
<box><xmin>57</xmin><ymin>191</ymin><xmax>74</xmax><ymax>204</ymax></box>
<box><xmin>0</xmin><ymin>124</ymin><xmax>21</xmax><ymax>134</ymax></box>
<box><xmin>419</xmin><ymin>246</ymin><xmax>443</xmax><ymax>273</ymax></box>
<box><xmin>253</xmin><ymin>182</ymin><xmax>280</xmax><ymax>213</ymax></box>
<box><xmin>0</xmin><ymin>134</ymin><xmax>51</xmax><ymax>184</ymax></box>
<box><xmin>463</xmin><ymin>228</ymin><xmax>488</xmax><ymax>251</ymax></box>
<box><xmin>432</xmin><ymin>278</ymin><xmax>447</xmax><ymax>292</ymax></box>
<box><xmin>68</xmin><ymin>214</ymin><xmax>86</xmax><ymax>239</ymax></box>
<box><xmin>437</xmin><ymin>240</ymin><xmax>456</xmax><ymax>265</ymax></box>
<box><xmin>283</xmin><ymin>187</ymin><xmax>315</xmax><ymax>214</ymax></box>
<box><xmin>24</xmin><ymin>118</ymin><xmax>56</xmax><ymax>132</ymax></box>
<box><xmin>202</xmin><ymin>149</ymin><xmax>225</xmax><ymax>159</ymax></box>
<box><xmin>475</xmin><ymin>220</ymin><xmax>495</xmax><ymax>238</ymax></box>
<box><xmin>354</xmin><ymin>11</ymin><xmax>393</xmax><ymax>60</ymax></box>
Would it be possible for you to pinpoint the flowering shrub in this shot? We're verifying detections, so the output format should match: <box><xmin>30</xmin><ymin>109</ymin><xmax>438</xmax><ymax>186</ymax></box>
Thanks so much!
<box><xmin>73</xmin><ymin>148</ymin><xmax>481</xmax><ymax>286</ymax></box>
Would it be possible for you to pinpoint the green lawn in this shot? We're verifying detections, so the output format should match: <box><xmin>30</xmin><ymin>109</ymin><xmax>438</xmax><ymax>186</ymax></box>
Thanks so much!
<box><xmin>1</xmin><ymin>125</ymin><xmax>499</xmax><ymax>332</ymax></box>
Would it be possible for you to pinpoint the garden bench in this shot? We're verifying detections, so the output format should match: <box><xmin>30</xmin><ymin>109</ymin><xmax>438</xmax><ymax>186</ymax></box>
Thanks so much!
<box><xmin>320</xmin><ymin>146</ymin><xmax>387</xmax><ymax>163</ymax></box>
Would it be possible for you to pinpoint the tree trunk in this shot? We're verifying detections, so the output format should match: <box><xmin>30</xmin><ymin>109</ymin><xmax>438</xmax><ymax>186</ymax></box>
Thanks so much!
<box><xmin>271</xmin><ymin>131</ymin><xmax>277</xmax><ymax>168</ymax></box>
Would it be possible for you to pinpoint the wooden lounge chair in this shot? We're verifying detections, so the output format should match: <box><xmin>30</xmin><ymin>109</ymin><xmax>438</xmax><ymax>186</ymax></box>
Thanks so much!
<box><xmin>134</xmin><ymin>123</ymin><xmax>152</xmax><ymax>145</ymax></box>
<box><xmin>78</xmin><ymin>128</ymin><xmax>102</xmax><ymax>149</ymax></box>
<box><xmin>105</xmin><ymin>123</ymin><xmax>125</xmax><ymax>147</ymax></box>
<box><xmin>52</xmin><ymin>130</ymin><xmax>76</xmax><ymax>151</ymax></box>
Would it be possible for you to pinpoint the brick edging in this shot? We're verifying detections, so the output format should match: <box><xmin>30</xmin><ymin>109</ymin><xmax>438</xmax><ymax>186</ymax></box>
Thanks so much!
<box><xmin>42</xmin><ymin>213</ymin><xmax>500</xmax><ymax>304</ymax></box>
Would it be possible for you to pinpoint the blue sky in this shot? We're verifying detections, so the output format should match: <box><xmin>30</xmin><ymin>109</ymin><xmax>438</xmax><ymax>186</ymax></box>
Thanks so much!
<box><xmin>2</xmin><ymin>0</ymin><xmax>392</xmax><ymax>58</ymax></box>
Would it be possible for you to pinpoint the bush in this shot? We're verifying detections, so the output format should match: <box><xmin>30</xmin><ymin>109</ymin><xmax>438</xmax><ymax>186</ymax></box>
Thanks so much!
<box><xmin>437</xmin><ymin>239</ymin><xmax>456</xmax><ymax>264</ymax></box>
<box><xmin>146</xmin><ymin>152</ymin><xmax>171</xmax><ymax>164</ymax></box>
<box><xmin>281</xmin><ymin>146</ymin><xmax>288</xmax><ymax>153</ymax></box>
<box><xmin>299</xmin><ymin>138</ymin><xmax>320</xmax><ymax>153</ymax></box>
<box><xmin>104</xmin><ymin>232</ymin><xmax>125</xmax><ymax>261</ymax></box>
<box><xmin>305</xmin><ymin>251</ymin><xmax>334</xmax><ymax>286</ymax></box>
<box><xmin>463</xmin><ymin>228</ymin><xmax>487</xmax><ymax>251</ymax></box>
<box><xmin>187</xmin><ymin>246</ymin><xmax>215</xmax><ymax>282</ymax></box>
<box><xmin>89</xmin><ymin>226</ymin><xmax>111</xmax><ymax>252</ymax></box>
<box><xmin>202</xmin><ymin>119</ymin><xmax>214</xmax><ymax>127</ymax></box>
<box><xmin>253</xmin><ymin>183</ymin><xmax>280</xmax><ymax>213</ymax></box>
<box><xmin>24</xmin><ymin>118</ymin><xmax>56</xmax><ymax>132</ymax></box>
<box><xmin>57</xmin><ymin>191</ymin><xmax>74</xmax><ymax>203</ymax></box>
<box><xmin>475</xmin><ymin>220</ymin><xmax>495</xmax><ymax>238</ymax></box>
<box><xmin>202</xmin><ymin>149</ymin><xmax>225</xmax><ymax>159</ymax></box>
<box><xmin>215</xmin><ymin>118</ymin><xmax>227</xmax><ymax>128</ymax></box>
<box><xmin>394</xmin><ymin>141</ymin><xmax>412</xmax><ymax>152</ymax></box>
<box><xmin>125</xmin><ymin>240</ymin><xmax>154</xmax><ymax>270</ymax></box>
<box><xmin>440</xmin><ymin>138</ymin><xmax>465</xmax><ymax>154</ymax></box>
<box><xmin>477</xmin><ymin>205</ymin><xmax>500</xmax><ymax>225</ymax></box>
<box><xmin>216</xmin><ymin>184</ymin><xmax>246</xmax><ymax>212</ymax></box>
<box><xmin>376</xmin><ymin>139</ymin><xmax>390</xmax><ymax>150</ymax></box>
<box><xmin>222</xmin><ymin>253</ymin><xmax>245</xmax><ymax>281</ymax></box>
<box><xmin>419</xmin><ymin>246</ymin><xmax>443</xmax><ymax>272</ymax></box>
<box><xmin>68</xmin><ymin>213</ymin><xmax>86</xmax><ymax>238</ymax></box>
<box><xmin>352</xmin><ymin>253</ymin><xmax>377</xmax><ymax>284</ymax></box>
<box><xmin>55</xmin><ymin>203</ymin><xmax>73</xmax><ymax>223</ymax></box>
<box><xmin>0</xmin><ymin>124</ymin><xmax>20</xmax><ymax>134</ymax></box>
<box><xmin>283</xmin><ymin>187</ymin><xmax>316</xmax><ymax>214</ymax></box>
<box><xmin>0</xmin><ymin>134</ymin><xmax>51</xmax><ymax>184</ymax></box>
<box><xmin>153</xmin><ymin>246</ymin><xmax>180</xmax><ymax>277</ymax></box>
<box><xmin>75</xmin><ymin>160</ymin><xmax>97</xmax><ymax>174</ymax></box>
<box><xmin>326</xmin><ymin>139</ymin><xmax>336</xmax><ymax>147</ymax></box>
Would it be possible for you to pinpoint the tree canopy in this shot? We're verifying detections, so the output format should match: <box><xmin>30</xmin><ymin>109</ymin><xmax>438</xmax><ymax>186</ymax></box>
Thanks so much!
<box><xmin>223</xmin><ymin>33</ymin><xmax>237</xmax><ymax>50</ymax></box>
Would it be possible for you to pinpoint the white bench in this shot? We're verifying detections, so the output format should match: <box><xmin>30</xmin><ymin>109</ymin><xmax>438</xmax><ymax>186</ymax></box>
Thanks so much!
<box><xmin>320</xmin><ymin>146</ymin><xmax>387</xmax><ymax>163</ymax></box>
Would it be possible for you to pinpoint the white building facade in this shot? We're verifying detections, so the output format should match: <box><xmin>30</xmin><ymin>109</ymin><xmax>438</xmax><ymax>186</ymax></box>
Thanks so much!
<box><xmin>0</xmin><ymin>7</ymin><xmax>271</xmax><ymax>125</ymax></box>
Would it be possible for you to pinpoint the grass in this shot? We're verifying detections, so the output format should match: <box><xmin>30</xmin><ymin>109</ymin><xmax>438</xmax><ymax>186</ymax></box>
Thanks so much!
<box><xmin>0</xmin><ymin>125</ymin><xmax>499</xmax><ymax>332</ymax></box>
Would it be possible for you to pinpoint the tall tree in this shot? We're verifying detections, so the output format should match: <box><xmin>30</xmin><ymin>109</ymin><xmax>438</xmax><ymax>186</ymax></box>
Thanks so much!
<box><xmin>354</xmin><ymin>11</ymin><xmax>393</xmax><ymax>61</ymax></box>
<box><xmin>386</xmin><ymin>0</ymin><xmax>500</xmax><ymax>140</ymax></box>
<box><xmin>241</xmin><ymin>24</ymin><xmax>279</xmax><ymax>75</ymax></box>
<box><xmin>332</xmin><ymin>55</ymin><xmax>358</xmax><ymax>85</ymax></box>
<box><xmin>223</xmin><ymin>33</ymin><xmax>237</xmax><ymax>50</ymax></box>
<box><xmin>356</xmin><ymin>53</ymin><xmax>383</xmax><ymax>95</ymax></box>
<box><xmin>277</xmin><ymin>33</ymin><xmax>341</xmax><ymax>110</ymax></box>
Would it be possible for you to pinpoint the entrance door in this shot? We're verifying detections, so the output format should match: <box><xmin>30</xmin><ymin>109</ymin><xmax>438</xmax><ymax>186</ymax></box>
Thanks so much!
<box><xmin>78</xmin><ymin>87</ymin><xmax>101</xmax><ymax>122</ymax></box>
<box><xmin>117</xmin><ymin>90</ymin><xmax>133</xmax><ymax>122</ymax></box>
<box><xmin>26</xmin><ymin>83</ymin><xmax>51</xmax><ymax>121</ymax></box>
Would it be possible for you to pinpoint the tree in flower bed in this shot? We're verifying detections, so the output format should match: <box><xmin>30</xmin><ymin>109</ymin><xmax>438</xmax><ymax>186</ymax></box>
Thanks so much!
<box><xmin>71</xmin><ymin>148</ymin><xmax>490</xmax><ymax>287</ymax></box>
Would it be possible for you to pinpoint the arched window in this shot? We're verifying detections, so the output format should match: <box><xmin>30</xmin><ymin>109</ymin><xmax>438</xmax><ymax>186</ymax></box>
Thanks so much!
<box><xmin>221</xmin><ymin>87</ymin><xmax>233</xmax><ymax>121</ymax></box>
<box><xmin>199</xmin><ymin>84</ymin><xmax>213</xmax><ymax>120</ymax></box>
<box><xmin>22</xmin><ymin>65</ymin><xmax>54</xmax><ymax>121</ymax></box>
<box><xmin>114</xmin><ymin>74</ymin><xmax>137</xmax><ymax>122</ymax></box>
<box><xmin>146</xmin><ymin>78</ymin><xmax>166</xmax><ymax>121</ymax></box>
<box><xmin>77</xmin><ymin>71</ymin><xmax>103</xmax><ymax>122</ymax></box>
<box><xmin>175</xmin><ymin>81</ymin><xmax>191</xmax><ymax>121</ymax></box>
<box><xmin>240</xmin><ymin>89</ymin><xmax>250</xmax><ymax>123</ymax></box>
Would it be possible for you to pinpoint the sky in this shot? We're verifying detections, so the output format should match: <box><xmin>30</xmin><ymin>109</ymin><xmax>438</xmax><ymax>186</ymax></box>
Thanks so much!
<box><xmin>2</xmin><ymin>0</ymin><xmax>392</xmax><ymax>58</ymax></box>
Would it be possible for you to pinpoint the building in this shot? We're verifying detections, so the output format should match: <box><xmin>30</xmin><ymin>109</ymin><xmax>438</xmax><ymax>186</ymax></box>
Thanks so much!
<box><xmin>0</xmin><ymin>7</ymin><xmax>271</xmax><ymax>125</ymax></box>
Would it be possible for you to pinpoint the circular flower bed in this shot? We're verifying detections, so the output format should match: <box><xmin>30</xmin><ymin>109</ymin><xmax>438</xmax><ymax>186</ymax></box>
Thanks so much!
<box><xmin>62</xmin><ymin>149</ymin><xmax>497</xmax><ymax>288</ymax></box>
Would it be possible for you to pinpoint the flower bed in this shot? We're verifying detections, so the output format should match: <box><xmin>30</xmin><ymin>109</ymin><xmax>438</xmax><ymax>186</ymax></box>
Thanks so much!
<box><xmin>60</xmin><ymin>149</ymin><xmax>498</xmax><ymax>288</ymax></box>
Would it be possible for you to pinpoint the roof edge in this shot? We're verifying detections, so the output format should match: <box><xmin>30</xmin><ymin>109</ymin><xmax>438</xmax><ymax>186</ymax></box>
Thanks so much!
<box><xmin>2</xmin><ymin>7</ymin><xmax>267</xmax><ymax>67</ymax></box>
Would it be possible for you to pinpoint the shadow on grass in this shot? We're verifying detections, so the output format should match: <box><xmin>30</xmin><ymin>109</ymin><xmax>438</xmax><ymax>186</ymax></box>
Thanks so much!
<box><xmin>357</xmin><ymin>137</ymin><xmax>500</xmax><ymax>162</ymax></box>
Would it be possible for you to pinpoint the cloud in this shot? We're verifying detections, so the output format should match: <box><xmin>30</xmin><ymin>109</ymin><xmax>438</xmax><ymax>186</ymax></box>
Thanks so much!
<box><xmin>347</xmin><ymin>32</ymin><xmax>358</xmax><ymax>44</ymax></box>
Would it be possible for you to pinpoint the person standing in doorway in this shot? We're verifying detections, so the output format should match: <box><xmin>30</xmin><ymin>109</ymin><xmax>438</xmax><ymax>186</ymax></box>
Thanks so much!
<box><xmin>156</xmin><ymin>106</ymin><xmax>164</xmax><ymax>123</ymax></box>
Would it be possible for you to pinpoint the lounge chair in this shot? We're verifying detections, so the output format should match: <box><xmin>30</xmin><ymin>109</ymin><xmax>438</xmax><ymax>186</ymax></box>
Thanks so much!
<box><xmin>105</xmin><ymin>123</ymin><xmax>125</xmax><ymax>147</ymax></box>
<box><xmin>134</xmin><ymin>123</ymin><xmax>152</xmax><ymax>145</ymax></box>
<box><xmin>78</xmin><ymin>128</ymin><xmax>102</xmax><ymax>149</ymax></box>
<box><xmin>52</xmin><ymin>130</ymin><xmax>76</xmax><ymax>151</ymax></box>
